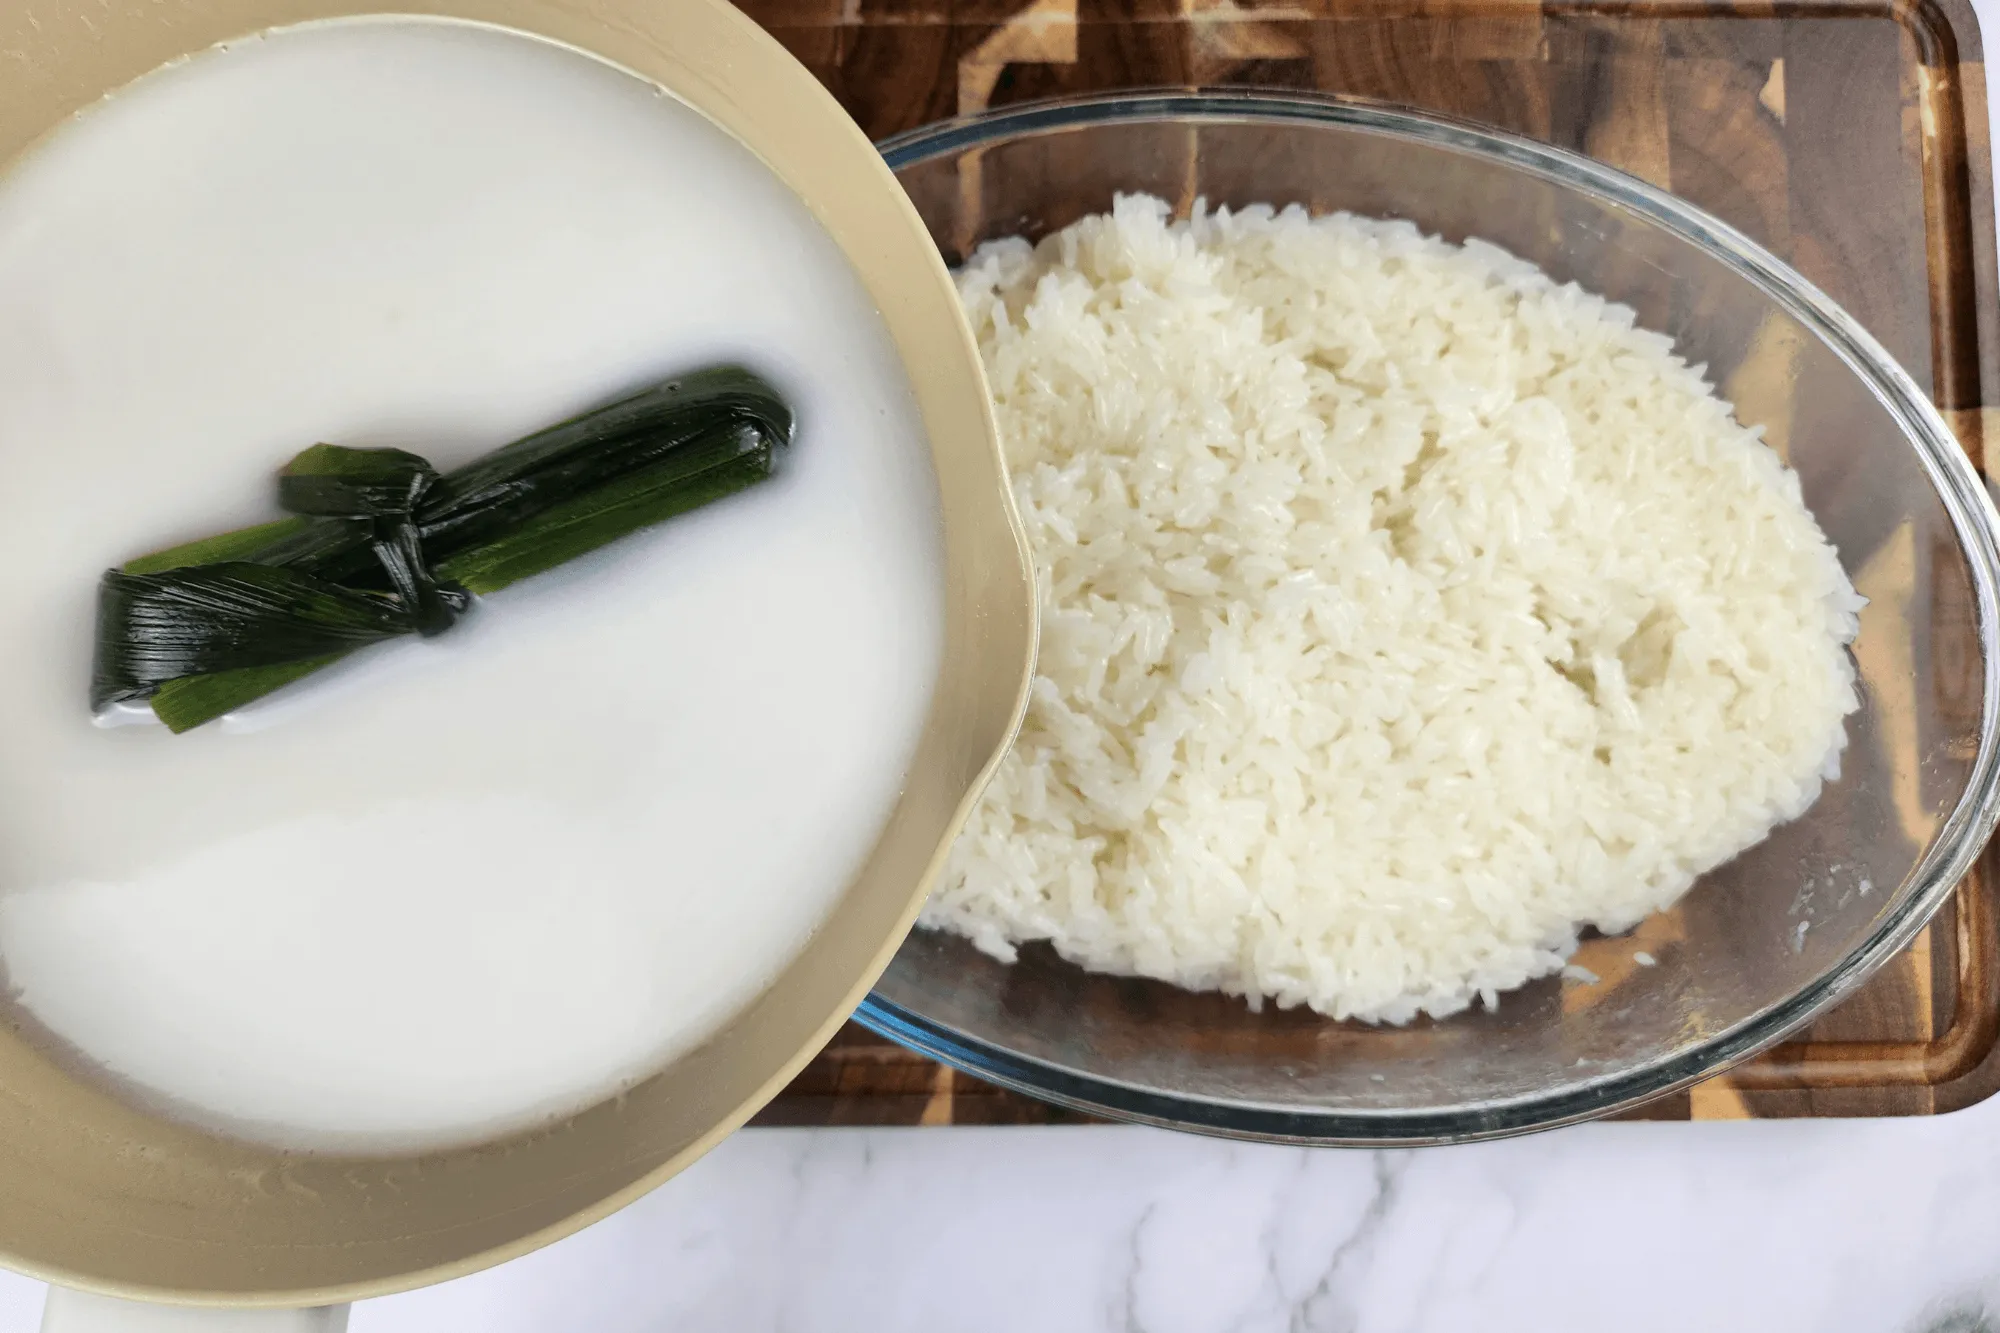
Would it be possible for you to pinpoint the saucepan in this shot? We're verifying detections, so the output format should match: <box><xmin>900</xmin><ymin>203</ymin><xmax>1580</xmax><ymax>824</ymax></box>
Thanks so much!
<box><xmin>0</xmin><ymin>0</ymin><xmax>1034</xmax><ymax>1326</ymax></box>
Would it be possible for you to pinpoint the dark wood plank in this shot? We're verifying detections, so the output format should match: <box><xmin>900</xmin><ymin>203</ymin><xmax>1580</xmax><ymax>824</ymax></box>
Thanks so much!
<box><xmin>1307</xmin><ymin>21</ymin><xmax>1552</xmax><ymax>136</ymax></box>
<box><xmin>1545</xmin><ymin>14</ymin><xmax>1671</xmax><ymax>185</ymax></box>
<box><xmin>842</xmin><ymin>22</ymin><xmax>960</xmax><ymax>134</ymax></box>
<box><xmin>1781</xmin><ymin>16</ymin><xmax>1931</xmax><ymax>378</ymax></box>
<box><xmin>1662</xmin><ymin>52</ymin><xmax>1789</xmax><ymax>253</ymax></box>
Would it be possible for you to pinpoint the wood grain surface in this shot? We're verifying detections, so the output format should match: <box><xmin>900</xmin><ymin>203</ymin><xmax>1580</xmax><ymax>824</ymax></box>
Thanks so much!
<box><xmin>739</xmin><ymin>0</ymin><xmax>2000</xmax><ymax>1125</ymax></box>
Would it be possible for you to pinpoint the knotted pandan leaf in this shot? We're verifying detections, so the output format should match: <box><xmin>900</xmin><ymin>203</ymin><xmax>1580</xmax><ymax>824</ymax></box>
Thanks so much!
<box><xmin>92</xmin><ymin>366</ymin><xmax>793</xmax><ymax>732</ymax></box>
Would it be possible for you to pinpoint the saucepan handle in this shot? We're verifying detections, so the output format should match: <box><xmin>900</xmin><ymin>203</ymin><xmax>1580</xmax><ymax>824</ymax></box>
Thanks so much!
<box><xmin>39</xmin><ymin>1290</ymin><xmax>350</xmax><ymax>1332</ymax></box>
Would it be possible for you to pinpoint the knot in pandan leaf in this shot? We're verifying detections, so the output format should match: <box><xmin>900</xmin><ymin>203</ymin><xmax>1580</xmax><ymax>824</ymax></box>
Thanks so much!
<box><xmin>278</xmin><ymin>445</ymin><xmax>470</xmax><ymax>638</ymax></box>
<box><xmin>91</xmin><ymin>366</ymin><xmax>794</xmax><ymax>732</ymax></box>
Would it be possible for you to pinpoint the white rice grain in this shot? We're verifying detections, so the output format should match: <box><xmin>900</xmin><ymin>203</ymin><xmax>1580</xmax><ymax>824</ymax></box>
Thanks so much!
<box><xmin>925</xmin><ymin>195</ymin><xmax>1862</xmax><ymax>1023</ymax></box>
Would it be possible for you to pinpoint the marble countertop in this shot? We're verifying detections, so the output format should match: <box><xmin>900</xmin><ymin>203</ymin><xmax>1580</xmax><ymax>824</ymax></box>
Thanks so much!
<box><xmin>4</xmin><ymin>1106</ymin><xmax>1997</xmax><ymax>1332</ymax></box>
<box><xmin>327</xmin><ymin>1108</ymin><xmax>2000</xmax><ymax>1332</ymax></box>
<box><xmin>0</xmin><ymin>2</ymin><xmax>1995</xmax><ymax>1327</ymax></box>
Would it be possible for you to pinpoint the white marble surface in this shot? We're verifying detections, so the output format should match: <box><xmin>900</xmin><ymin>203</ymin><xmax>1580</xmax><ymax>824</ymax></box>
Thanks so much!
<box><xmin>336</xmin><ymin>1109</ymin><xmax>2000</xmax><ymax>1331</ymax></box>
<box><xmin>1</xmin><ymin>1108</ymin><xmax>1999</xmax><ymax>1332</ymax></box>
<box><xmin>0</xmin><ymin>1</ymin><xmax>1997</xmax><ymax>1328</ymax></box>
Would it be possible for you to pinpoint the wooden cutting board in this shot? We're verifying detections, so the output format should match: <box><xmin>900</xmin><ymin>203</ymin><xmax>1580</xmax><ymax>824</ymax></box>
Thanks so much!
<box><xmin>738</xmin><ymin>0</ymin><xmax>2000</xmax><ymax>1124</ymax></box>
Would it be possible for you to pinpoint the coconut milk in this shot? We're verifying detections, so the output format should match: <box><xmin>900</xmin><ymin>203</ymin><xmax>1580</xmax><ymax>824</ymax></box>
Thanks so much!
<box><xmin>0</xmin><ymin>19</ymin><xmax>943</xmax><ymax>1150</ymax></box>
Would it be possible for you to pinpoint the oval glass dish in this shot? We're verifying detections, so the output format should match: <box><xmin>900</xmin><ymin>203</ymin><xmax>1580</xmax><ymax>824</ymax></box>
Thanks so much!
<box><xmin>860</xmin><ymin>90</ymin><xmax>2000</xmax><ymax>1144</ymax></box>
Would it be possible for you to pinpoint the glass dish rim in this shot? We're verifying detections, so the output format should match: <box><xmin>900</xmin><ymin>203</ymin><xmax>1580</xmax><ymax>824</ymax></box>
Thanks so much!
<box><xmin>860</xmin><ymin>89</ymin><xmax>2000</xmax><ymax>1144</ymax></box>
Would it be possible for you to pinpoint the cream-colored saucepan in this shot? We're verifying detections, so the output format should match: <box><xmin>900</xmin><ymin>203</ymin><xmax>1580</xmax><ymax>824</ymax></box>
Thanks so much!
<box><xmin>0</xmin><ymin>2</ymin><xmax>1033</xmax><ymax>1327</ymax></box>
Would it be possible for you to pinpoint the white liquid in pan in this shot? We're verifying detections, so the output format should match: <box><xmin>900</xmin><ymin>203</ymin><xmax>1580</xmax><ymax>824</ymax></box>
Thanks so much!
<box><xmin>0</xmin><ymin>19</ymin><xmax>943</xmax><ymax>1150</ymax></box>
